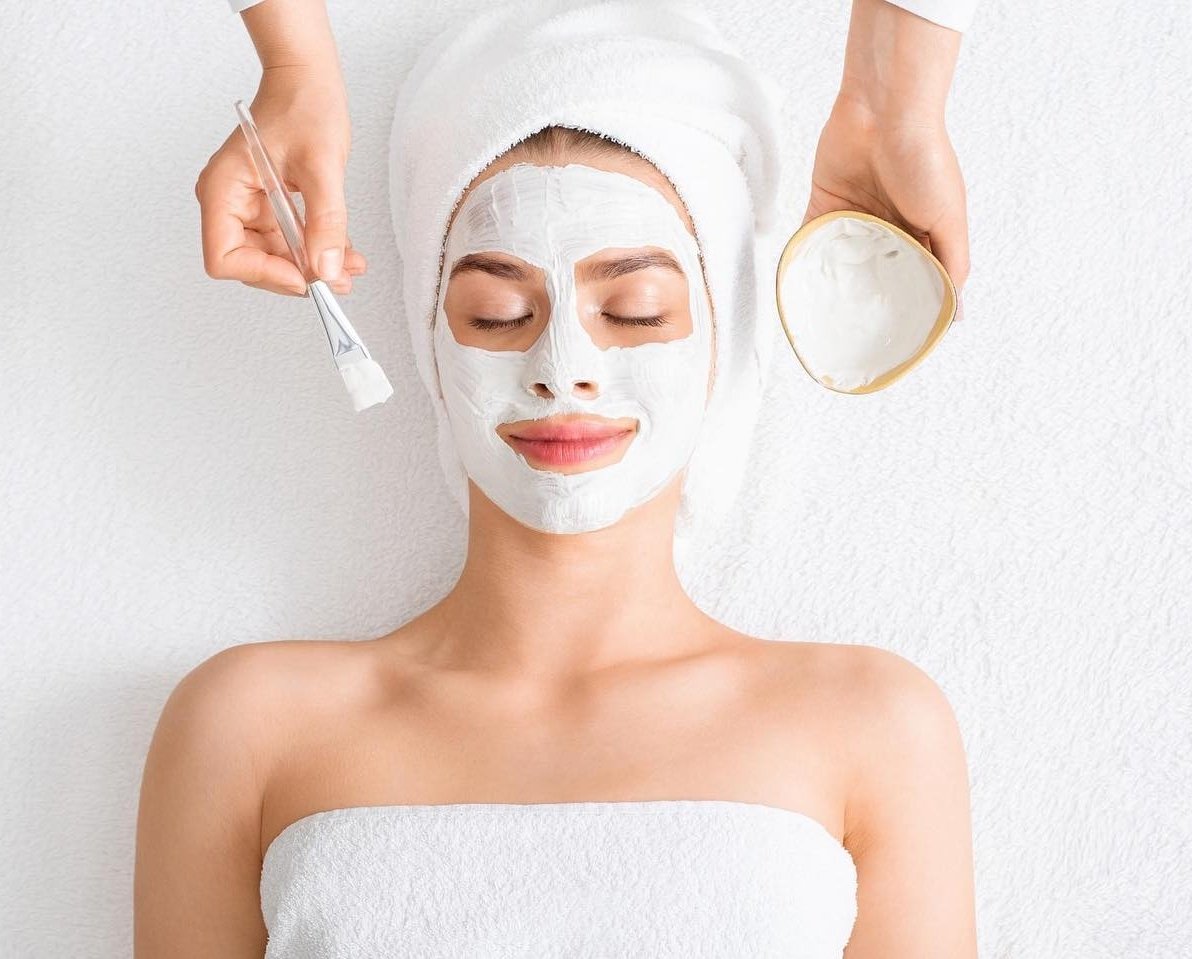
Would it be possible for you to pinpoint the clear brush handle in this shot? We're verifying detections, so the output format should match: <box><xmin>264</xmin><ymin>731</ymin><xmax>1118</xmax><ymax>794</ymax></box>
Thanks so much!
<box><xmin>233</xmin><ymin>99</ymin><xmax>313</xmax><ymax>280</ymax></box>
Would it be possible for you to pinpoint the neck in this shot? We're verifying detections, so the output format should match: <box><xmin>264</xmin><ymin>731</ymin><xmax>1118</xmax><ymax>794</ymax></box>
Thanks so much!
<box><xmin>422</xmin><ymin>477</ymin><xmax>718</xmax><ymax>683</ymax></box>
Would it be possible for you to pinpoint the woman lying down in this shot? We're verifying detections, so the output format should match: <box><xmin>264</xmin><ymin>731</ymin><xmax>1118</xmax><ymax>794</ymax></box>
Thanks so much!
<box><xmin>136</xmin><ymin>1</ymin><xmax>977</xmax><ymax>956</ymax></box>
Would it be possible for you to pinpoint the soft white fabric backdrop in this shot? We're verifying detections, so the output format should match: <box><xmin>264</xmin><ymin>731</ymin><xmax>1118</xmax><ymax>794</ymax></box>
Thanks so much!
<box><xmin>1</xmin><ymin>1</ymin><xmax>1188</xmax><ymax>955</ymax></box>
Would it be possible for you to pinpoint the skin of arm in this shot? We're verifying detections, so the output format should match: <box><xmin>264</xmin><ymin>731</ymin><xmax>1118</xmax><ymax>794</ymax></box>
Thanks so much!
<box><xmin>240</xmin><ymin>0</ymin><xmax>338</xmax><ymax>71</ymax></box>
<box><xmin>133</xmin><ymin>646</ymin><xmax>274</xmax><ymax>958</ymax></box>
<box><xmin>842</xmin><ymin>647</ymin><xmax>979</xmax><ymax>956</ymax></box>
<box><xmin>196</xmin><ymin>0</ymin><xmax>366</xmax><ymax>295</ymax></box>
<box><xmin>804</xmin><ymin>0</ymin><xmax>971</xmax><ymax>306</ymax></box>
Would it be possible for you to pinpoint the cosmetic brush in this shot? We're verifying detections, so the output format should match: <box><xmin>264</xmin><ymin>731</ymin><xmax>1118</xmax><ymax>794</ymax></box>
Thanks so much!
<box><xmin>233</xmin><ymin>99</ymin><xmax>394</xmax><ymax>412</ymax></box>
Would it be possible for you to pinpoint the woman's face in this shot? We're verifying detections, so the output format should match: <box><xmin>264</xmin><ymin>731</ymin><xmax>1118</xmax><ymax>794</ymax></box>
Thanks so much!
<box><xmin>443</xmin><ymin>149</ymin><xmax>706</xmax><ymax>356</ymax></box>
<box><xmin>443</xmin><ymin>242</ymin><xmax>694</xmax><ymax>352</ymax></box>
<box><xmin>429</xmin><ymin>153</ymin><xmax>716</xmax><ymax>535</ymax></box>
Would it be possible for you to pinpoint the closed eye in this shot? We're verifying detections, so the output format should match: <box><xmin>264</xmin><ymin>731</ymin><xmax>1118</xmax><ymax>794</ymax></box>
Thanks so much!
<box><xmin>606</xmin><ymin>312</ymin><xmax>668</xmax><ymax>327</ymax></box>
<box><xmin>467</xmin><ymin>313</ymin><xmax>668</xmax><ymax>331</ymax></box>
<box><xmin>468</xmin><ymin>315</ymin><xmax>533</xmax><ymax>331</ymax></box>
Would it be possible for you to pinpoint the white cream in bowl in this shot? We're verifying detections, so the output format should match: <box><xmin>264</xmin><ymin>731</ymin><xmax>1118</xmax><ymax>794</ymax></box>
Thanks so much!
<box><xmin>776</xmin><ymin>212</ymin><xmax>956</xmax><ymax>393</ymax></box>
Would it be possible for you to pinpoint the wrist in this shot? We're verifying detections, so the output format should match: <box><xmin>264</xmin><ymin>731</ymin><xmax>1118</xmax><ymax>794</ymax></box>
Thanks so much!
<box><xmin>839</xmin><ymin>0</ymin><xmax>961</xmax><ymax>124</ymax></box>
<box><xmin>241</xmin><ymin>0</ymin><xmax>341</xmax><ymax>72</ymax></box>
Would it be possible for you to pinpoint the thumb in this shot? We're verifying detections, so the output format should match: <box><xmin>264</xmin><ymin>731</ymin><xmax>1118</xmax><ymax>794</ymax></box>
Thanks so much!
<box><xmin>926</xmin><ymin>209</ymin><xmax>970</xmax><ymax>302</ymax></box>
<box><xmin>301</xmin><ymin>161</ymin><xmax>349</xmax><ymax>282</ymax></box>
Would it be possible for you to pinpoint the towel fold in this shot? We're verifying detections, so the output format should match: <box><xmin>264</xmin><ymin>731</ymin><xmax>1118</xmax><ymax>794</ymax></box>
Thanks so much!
<box><xmin>388</xmin><ymin>0</ymin><xmax>785</xmax><ymax>548</ymax></box>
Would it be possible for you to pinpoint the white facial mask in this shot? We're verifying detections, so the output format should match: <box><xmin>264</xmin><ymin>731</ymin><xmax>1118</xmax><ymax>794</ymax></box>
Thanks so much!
<box><xmin>431</xmin><ymin>162</ymin><xmax>713</xmax><ymax>534</ymax></box>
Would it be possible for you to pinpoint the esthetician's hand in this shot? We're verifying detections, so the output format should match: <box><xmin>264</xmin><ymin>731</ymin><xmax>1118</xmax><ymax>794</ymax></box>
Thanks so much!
<box><xmin>803</xmin><ymin>0</ymin><xmax>970</xmax><ymax>315</ymax></box>
<box><xmin>801</xmin><ymin>94</ymin><xmax>969</xmax><ymax>302</ymax></box>
<box><xmin>196</xmin><ymin>0</ymin><xmax>367</xmax><ymax>297</ymax></box>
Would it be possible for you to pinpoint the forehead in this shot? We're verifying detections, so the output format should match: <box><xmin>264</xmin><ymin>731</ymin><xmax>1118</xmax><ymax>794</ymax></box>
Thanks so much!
<box><xmin>445</xmin><ymin>163</ymin><xmax>700</xmax><ymax>271</ymax></box>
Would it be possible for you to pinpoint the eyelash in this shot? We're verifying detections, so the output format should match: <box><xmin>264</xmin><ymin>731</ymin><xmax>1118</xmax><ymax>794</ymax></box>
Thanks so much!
<box><xmin>468</xmin><ymin>313</ymin><xmax>667</xmax><ymax>331</ymax></box>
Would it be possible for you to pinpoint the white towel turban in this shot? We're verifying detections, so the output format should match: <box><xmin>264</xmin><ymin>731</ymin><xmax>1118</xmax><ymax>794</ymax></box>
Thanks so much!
<box><xmin>388</xmin><ymin>0</ymin><xmax>784</xmax><ymax>549</ymax></box>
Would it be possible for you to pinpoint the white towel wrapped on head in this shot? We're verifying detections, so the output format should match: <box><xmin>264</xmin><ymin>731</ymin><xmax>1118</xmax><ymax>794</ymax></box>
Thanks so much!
<box><xmin>388</xmin><ymin>0</ymin><xmax>785</xmax><ymax>549</ymax></box>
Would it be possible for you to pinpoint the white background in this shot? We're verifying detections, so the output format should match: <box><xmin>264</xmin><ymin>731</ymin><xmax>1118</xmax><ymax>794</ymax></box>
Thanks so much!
<box><xmin>1</xmin><ymin>0</ymin><xmax>1189</xmax><ymax>955</ymax></box>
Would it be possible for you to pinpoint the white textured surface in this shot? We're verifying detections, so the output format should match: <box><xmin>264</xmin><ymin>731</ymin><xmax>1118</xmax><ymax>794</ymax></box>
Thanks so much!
<box><xmin>0</xmin><ymin>2</ymin><xmax>1189</xmax><ymax>957</ymax></box>
<box><xmin>259</xmin><ymin>801</ymin><xmax>858</xmax><ymax>957</ymax></box>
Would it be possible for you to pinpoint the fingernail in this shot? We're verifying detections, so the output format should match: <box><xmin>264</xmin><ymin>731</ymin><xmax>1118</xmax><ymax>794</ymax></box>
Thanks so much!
<box><xmin>318</xmin><ymin>248</ymin><xmax>343</xmax><ymax>282</ymax></box>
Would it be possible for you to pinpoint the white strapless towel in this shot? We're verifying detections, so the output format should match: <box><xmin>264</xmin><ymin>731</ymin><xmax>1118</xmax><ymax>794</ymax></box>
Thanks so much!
<box><xmin>259</xmin><ymin>798</ymin><xmax>858</xmax><ymax>958</ymax></box>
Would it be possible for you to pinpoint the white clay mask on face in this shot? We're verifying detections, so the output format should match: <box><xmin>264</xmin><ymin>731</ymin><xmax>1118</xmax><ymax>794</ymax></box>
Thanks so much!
<box><xmin>432</xmin><ymin>162</ymin><xmax>713</xmax><ymax>534</ymax></box>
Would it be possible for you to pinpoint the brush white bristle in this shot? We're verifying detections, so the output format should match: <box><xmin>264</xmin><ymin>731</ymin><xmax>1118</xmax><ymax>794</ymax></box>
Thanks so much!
<box><xmin>339</xmin><ymin>357</ymin><xmax>394</xmax><ymax>411</ymax></box>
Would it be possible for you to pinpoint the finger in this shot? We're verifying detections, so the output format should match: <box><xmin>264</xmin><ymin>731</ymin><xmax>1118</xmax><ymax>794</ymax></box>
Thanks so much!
<box><xmin>224</xmin><ymin>226</ymin><xmax>310</xmax><ymax>294</ymax></box>
<box><xmin>241</xmin><ymin>223</ymin><xmax>299</xmax><ymax>261</ymax></box>
<box><xmin>238</xmin><ymin>238</ymin><xmax>350</xmax><ymax>295</ymax></box>
<box><xmin>240</xmin><ymin>219</ymin><xmax>367</xmax><ymax>287</ymax></box>
<box><xmin>915</xmin><ymin>227</ymin><xmax>967</xmax><ymax>324</ymax></box>
<box><xmin>299</xmin><ymin>159</ymin><xmax>349</xmax><ymax>283</ymax></box>
<box><xmin>927</xmin><ymin>214</ymin><xmax>971</xmax><ymax>302</ymax></box>
<box><xmin>243</xmin><ymin>279</ymin><xmax>308</xmax><ymax>298</ymax></box>
<box><xmin>241</xmin><ymin>218</ymin><xmax>361</xmax><ymax>289</ymax></box>
<box><xmin>240</xmin><ymin>256</ymin><xmax>348</xmax><ymax>294</ymax></box>
<box><xmin>318</xmin><ymin>267</ymin><xmax>353</xmax><ymax>295</ymax></box>
<box><xmin>343</xmin><ymin>236</ymin><xmax>367</xmax><ymax>275</ymax></box>
<box><xmin>198</xmin><ymin>167</ymin><xmax>308</xmax><ymax>294</ymax></box>
<box><xmin>929</xmin><ymin>242</ymin><xmax>969</xmax><ymax>325</ymax></box>
<box><xmin>225</xmin><ymin>246</ymin><xmax>310</xmax><ymax>296</ymax></box>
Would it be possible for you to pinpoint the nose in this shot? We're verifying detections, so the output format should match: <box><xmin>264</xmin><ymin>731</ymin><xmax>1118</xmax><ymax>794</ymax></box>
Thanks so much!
<box><xmin>524</xmin><ymin>288</ymin><xmax>610</xmax><ymax>400</ymax></box>
<box><xmin>526</xmin><ymin>374</ymin><xmax>599</xmax><ymax>401</ymax></box>
<box><xmin>521</xmin><ymin>303</ymin><xmax>605</xmax><ymax>400</ymax></box>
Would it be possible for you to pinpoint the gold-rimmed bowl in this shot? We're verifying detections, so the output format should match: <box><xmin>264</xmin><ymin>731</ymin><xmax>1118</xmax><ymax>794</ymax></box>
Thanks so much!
<box><xmin>775</xmin><ymin>210</ymin><xmax>957</xmax><ymax>394</ymax></box>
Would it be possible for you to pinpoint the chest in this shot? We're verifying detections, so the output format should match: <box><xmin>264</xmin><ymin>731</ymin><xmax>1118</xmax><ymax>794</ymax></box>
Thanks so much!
<box><xmin>261</xmin><ymin>649</ymin><xmax>850</xmax><ymax>858</ymax></box>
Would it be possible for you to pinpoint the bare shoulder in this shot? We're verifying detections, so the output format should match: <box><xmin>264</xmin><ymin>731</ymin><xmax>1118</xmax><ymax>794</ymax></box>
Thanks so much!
<box><xmin>147</xmin><ymin>641</ymin><xmax>291</xmax><ymax>771</ymax></box>
<box><xmin>810</xmin><ymin>643</ymin><xmax>977</xmax><ymax>957</ymax></box>
<box><xmin>140</xmin><ymin>638</ymin><xmax>367</xmax><ymax>828</ymax></box>
<box><xmin>745</xmin><ymin>638</ymin><xmax>975</xmax><ymax>938</ymax></box>
<box><xmin>837</xmin><ymin>643</ymin><xmax>964</xmax><ymax>747</ymax></box>
<box><xmin>135</xmin><ymin>638</ymin><xmax>380</xmax><ymax>957</ymax></box>
<box><xmin>752</xmin><ymin>639</ymin><xmax>962</xmax><ymax>748</ymax></box>
<box><xmin>156</xmin><ymin>641</ymin><xmax>331</xmax><ymax>744</ymax></box>
<box><xmin>742</xmin><ymin>637</ymin><xmax>937</xmax><ymax>711</ymax></box>
<box><xmin>173</xmin><ymin>637</ymin><xmax>379</xmax><ymax>720</ymax></box>
<box><xmin>133</xmin><ymin>639</ymin><xmax>334</xmax><ymax>957</ymax></box>
<box><xmin>775</xmin><ymin>642</ymin><xmax>967</xmax><ymax>827</ymax></box>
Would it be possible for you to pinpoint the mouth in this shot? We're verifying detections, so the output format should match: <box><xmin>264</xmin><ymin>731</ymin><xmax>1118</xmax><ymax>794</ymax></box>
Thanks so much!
<box><xmin>503</xmin><ymin>415</ymin><xmax>637</xmax><ymax>467</ymax></box>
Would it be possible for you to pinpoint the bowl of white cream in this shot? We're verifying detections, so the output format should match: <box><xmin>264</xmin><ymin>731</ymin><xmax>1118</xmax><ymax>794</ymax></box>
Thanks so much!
<box><xmin>775</xmin><ymin>211</ymin><xmax>957</xmax><ymax>394</ymax></box>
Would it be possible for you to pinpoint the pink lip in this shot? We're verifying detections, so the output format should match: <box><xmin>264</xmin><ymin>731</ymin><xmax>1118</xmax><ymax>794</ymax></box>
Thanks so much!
<box><xmin>500</xmin><ymin>416</ymin><xmax>634</xmax><ymax>466</ymax></box>
<box><xmin>507</xmin><ymin>430</ymin><xmax>634</xmax><ymax>466</ymax></box>
<box><xmin>510</xmin><ymin>420</ymin><xmax>629</xmax><ymax>441</ymax></box>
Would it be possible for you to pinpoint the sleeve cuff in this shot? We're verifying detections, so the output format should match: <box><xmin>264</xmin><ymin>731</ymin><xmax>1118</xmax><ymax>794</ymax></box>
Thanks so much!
<box><xmin>883</xmin><ymin>0</ymin><xmax>978</xmax><ymax>33</ymax></box>
<box><xmin>226</xmin><ymin>0</ymin><xmax>975</xmax><ymax>31</ymax></box>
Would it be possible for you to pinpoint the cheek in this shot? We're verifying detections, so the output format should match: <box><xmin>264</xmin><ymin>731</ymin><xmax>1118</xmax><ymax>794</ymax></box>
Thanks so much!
<box><xmin>433</xmin><ymin>315</ymin><xmax>538</xmax><ymax>417</ymax></box>
<box><xmin>432</xmin><ymin>310</ymin><xmax>489</xmax><ymax>406</ymax></box>
<box><xmin>612</xmin><ymin>330</ymin><xmax>712</xmax><ymax>410</ymax></box>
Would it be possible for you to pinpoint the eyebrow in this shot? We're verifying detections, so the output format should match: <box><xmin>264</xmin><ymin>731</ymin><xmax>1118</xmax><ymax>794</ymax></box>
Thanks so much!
<box><xmin>447</xmin><ymin>249</ymin><xmax>684</xmax><ymax>283</ymax></box>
